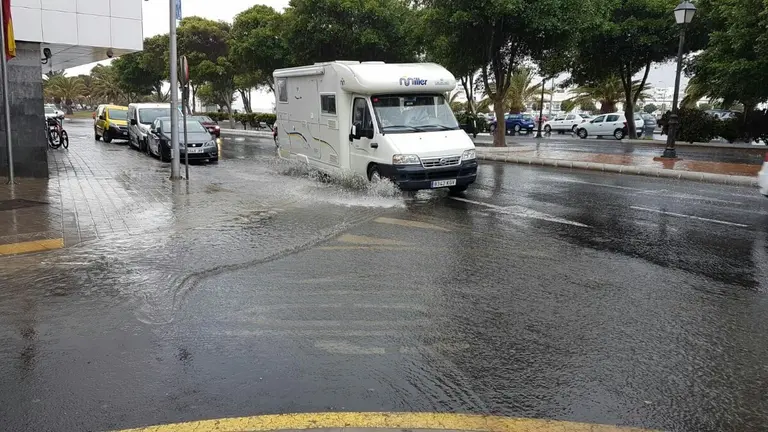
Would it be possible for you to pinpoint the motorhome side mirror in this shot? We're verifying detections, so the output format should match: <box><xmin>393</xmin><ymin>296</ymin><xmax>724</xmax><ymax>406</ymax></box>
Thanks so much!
<box><xmin>350</xmin><ymin>123</ymin><xmax>361</xmax><ymax>140</ymax></box>
<box><xmin>130</xmin><ymin>119</ymin><xmax>137</xmax><ymax>125</ymax></box>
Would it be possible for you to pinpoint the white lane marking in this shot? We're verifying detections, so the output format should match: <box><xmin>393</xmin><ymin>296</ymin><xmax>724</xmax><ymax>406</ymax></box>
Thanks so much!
<box><xmin>630</xmin><ymin>206</ymin><xmax>749</xmax><ymax>228</ymax></box>
<box><xmin>451</xmin><ymin>197</ymin><xmax>590</xmax><ymax>228</ymax></box>
<box><xmin>561</xmin><ymin>179</ymin><xmax>744</xmax><ymax>204</ymax></box>
<box><xmin>559</xmin><ymin>178</ymin><xmax>644</xmax><ymax>191</ymax></box>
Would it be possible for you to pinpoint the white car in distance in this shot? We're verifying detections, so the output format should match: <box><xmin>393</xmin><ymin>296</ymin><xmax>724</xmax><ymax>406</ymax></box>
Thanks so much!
<box><xmin>758</xmin><ymin>153</ymin><xmax>768</xmax><ymax>197</ymax></box>
<box><xmin>543</xmin><ymin>113</ymin><xmax>591</xmax><ymax>133</ymax></box>
<box><xmin>575</xmin><ymin>112</ymin><xmax>644</xmax><ymax>140</ymax></box>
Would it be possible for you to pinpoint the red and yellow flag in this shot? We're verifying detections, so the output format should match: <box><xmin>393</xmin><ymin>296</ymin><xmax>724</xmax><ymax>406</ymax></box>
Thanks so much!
<box><xmin>2</xmin><ymin>0</ymin><xmax>15</xmax><ymax>60</ymax></box>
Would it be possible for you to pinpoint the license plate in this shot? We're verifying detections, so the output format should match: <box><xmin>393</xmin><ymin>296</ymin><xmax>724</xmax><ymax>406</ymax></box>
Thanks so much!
<box><xmin>431</xmin><ymin>179</ymin><xmax>457</xmax><ymax>188</ymax></box>
<box><xmin>188</xmin><ymin>148</ymin><xmax>204</xmax><ymax>153</ymax></box>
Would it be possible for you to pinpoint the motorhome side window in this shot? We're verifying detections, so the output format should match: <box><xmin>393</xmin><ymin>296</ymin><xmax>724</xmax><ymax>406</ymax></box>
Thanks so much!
<box><xmin>352</xmin><ymin>98</ymin><xmax>373</xmax><ymax>131</ymax></box>
<box><xmin>321</xmin><ymin>94</ymin><xmax>336</xmax><ymax>115</ymax></box>
<box><xmin>277</xmin><ymin>78</ymin><xmax>288</xmax><ymax>102</ymax></box>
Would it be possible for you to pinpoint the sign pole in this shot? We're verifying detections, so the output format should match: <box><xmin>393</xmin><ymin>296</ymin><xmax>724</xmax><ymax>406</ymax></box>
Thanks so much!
<box><xmin>0</xmin><ymin>3</ymin><xmax>14</xmax><ymax>184</ymax></box>
<box><xmin>180</xmin><ymin>56</ymin><xmax>189</xmax><ymax>180</ymax></box>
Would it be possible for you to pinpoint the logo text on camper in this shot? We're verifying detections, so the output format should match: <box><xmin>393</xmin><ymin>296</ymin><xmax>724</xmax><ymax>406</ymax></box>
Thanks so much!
<box><xmin>400</xmin><ymin>77</ymin><xmax>428</xmax><ymax>86</ymax></box>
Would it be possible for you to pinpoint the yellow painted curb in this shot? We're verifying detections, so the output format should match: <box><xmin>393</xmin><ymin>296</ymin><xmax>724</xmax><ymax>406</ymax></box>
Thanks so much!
<box><xmin>0</xmin><ymin>238</ymin><xmax>64</xmax><ymax>256</ymax></box>
<box><xmin>112</xmin><ymin>412</ymin><xmax>658</xmax><ymax>432</ymax></box>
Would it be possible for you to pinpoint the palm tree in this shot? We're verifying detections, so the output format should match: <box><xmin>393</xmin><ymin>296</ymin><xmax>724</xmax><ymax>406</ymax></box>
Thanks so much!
<box><xmin>90</xmin><ymin>65</ymin><xmax>123</xmax><ymax>105</ymax></box>
<box><xmin>681</xmin><ymin>75</ymin><xmax>710</xmax><ymax>108</ymax></box>
<box><xmin>44</xmin><ymin>75</ymin><xmax>86</xmax><ymax>114</ymax></box>
<box><xmin>566</xmin><ymin>76</ymin><xmax>651</xmax><ymax>113</ymax></box>
<box><xmin>477</xmin><ymin>67</ymin><xmax>550</xmax><ymax>113</ymax></box>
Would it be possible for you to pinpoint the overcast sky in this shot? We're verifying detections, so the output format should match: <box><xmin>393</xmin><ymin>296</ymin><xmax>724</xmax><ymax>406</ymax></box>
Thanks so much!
<box><xmin>66</xmin><ymin>0</ymin><xmax>684</xmax><ymax>109</ymax></box>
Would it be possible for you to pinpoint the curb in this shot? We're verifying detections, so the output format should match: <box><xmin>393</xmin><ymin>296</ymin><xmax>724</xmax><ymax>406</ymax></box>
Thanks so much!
<box><xmin>478</xmin><ymin>153</ymin><xmax>759</xmax><ymax>186</ymax></box>
<box><xmin>473</xmin><ymin>135</ymin><xmax>766</xmax><ymax>150</ymax></box>
<box><xmin>220</xmin><ymin>129</ymin><xmax>272</xmax><ymax>138</ymax></box>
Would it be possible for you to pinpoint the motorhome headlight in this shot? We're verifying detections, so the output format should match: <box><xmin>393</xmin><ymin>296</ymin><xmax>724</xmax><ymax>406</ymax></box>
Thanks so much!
<box><xmin>204</xmin><ymin>140</ymin><xmax>217</xmax><ymax>147</ymax></box>
<box><xmin>392</xmin><ymin>154</ymin><xmax>421</xmax><ymax>165</ymax></box>
<box><xmin>462</xmin><ymin>149</ymin><xmax>476</xmax><ymax>161</ymax></box>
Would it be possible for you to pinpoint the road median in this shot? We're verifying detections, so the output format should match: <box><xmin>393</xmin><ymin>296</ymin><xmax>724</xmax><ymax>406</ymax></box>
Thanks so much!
<box><xmin>477</xmin><ymin>148</ymin><xmax>759</xmax><ymax>186</ymax></box>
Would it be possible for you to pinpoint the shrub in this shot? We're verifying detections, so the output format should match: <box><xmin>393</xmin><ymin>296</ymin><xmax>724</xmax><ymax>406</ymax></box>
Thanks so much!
<box><xmin>677</xmin><ymin>108</ymin><xmax>717</xmax><ymax>143</ymax></box>
<box><xmin>454</xmin><ymin>112</ymin><xmax>488</xmax><ymax>134</ymax></box>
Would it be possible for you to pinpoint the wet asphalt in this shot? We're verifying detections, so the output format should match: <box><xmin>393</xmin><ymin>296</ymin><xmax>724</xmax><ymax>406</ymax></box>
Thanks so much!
<box><xmin>474</xmin><ymin>133</ymin><xmax>767</xmax><ymax>165</ymax></box>
<box><xmin>2</xmin><ymin>123</ymin><xmax>768</xmax><ymax>432</ymax></box>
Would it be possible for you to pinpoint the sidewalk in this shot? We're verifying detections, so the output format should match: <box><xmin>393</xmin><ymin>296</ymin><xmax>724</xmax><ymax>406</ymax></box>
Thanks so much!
<box><xmin>477</xmin><ymin>146</ymin><xmax>760</xmax><ymax>186</ymax></box>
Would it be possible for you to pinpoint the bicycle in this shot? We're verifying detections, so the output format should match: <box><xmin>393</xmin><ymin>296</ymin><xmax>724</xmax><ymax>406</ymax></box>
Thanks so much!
<box><xmin>46</xmin><ymin>117</ymin><xmax>69</xmax><ymax>149</ymax></box>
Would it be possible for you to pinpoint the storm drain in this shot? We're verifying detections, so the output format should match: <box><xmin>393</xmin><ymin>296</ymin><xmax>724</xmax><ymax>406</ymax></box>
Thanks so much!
<box><xmin>0</xmin><ymin>199</ymin><xmax>49</xmax><ymax>212</ymax></box>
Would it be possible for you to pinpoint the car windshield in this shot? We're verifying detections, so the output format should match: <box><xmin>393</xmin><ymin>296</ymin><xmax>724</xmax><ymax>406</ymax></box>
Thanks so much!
<box><xmin>44</xmin><ymin>107</ymin><xmax>55</xmax><ymax>114</ymax></box>
<box><xmin>109</xmin><ymin>110</ymin><xmax>128</xmax><ymax>120</ymax></box>
<box><xmin>139</xmin><ymin>108</ymin><xmax>171</xmax><ymax>124</ymax></box>
<box><xmin>521</xmin><ymin>114</ymin><xmax>533</xmax><ymax>121</ymax></box>
<box><xmin>372</xmin><ymin>94</ymin><xmax>459</xmax><ymax>132</ymax></box>
<box><xmin>161</xmin><ymin>120</ymin><xmax>208</xmax><ymax>134</ymax></box>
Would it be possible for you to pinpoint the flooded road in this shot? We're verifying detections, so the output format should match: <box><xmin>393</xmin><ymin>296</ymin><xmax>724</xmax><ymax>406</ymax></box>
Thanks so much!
<box><xmin>1</xmin><ymin>120</ymin><xmax>768</xmax><ymax>431</ymax></box>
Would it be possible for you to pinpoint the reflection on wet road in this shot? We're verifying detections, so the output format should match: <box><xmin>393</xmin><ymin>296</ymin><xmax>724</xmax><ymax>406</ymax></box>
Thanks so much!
<box><xmin>1</xmin><ymin>122</ymin><xmax>768</xmax><ymax>431</ymax></box>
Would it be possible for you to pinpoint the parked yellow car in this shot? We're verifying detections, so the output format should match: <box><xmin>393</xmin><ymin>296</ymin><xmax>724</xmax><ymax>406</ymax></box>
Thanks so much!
<box><xmin>94</xmin><ymin>105</ymin><xmax>129</xmax><ymax>143</ymax></box>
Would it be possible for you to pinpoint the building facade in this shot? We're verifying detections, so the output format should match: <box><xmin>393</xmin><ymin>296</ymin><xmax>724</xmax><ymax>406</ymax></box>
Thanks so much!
<box><xmin>1</xmin><ymin>0</ymin><xmax>143</xmax><ymax>178</ymax></box>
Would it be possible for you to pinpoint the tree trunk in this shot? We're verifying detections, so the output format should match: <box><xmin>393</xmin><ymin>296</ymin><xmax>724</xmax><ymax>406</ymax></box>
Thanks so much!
<box><xmin>493</xmin><ymin>97</ymin><xmax>506</xmax><ymax>146</ymax></box>
<box><xmin>191</xmin><ymin>84</ymin><xmax>198</xmax><ymax>113</ymax></box>
<box><xmin>461</xmin><ymin>76</ymin><xmax>474</xmax><ymax>115</ymax></box>
<box><xmin>224</xmin><ymin>99</ymin><xmax>235</xmax><ymax>129</ymax></box>
<box><xmin>239</xmin><ymin>89</ymin><xmax>252</xmax><ymax>113</ymax></box>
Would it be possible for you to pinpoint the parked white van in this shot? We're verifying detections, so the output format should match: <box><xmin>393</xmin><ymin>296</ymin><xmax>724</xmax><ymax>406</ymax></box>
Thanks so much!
<box><xmin>273</xmin><ymin>61</ymin><xmax>477</xmax><ymax>192</ymax></box>
<box><xmin>127</xmin><ymin>103</ymin><xmax>179</xmax><ymax>153</ymax></box>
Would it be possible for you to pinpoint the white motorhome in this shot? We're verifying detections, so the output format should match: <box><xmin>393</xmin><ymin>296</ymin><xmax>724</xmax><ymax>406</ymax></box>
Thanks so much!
<box><xmin>273</xmin><ymin>61</ymin><xmax>477</xmax><ymax>192</ymax></box>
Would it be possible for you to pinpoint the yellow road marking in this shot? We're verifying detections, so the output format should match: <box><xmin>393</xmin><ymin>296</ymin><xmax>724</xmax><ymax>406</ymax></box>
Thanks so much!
<box><xmin>0</xmin><ymin>238</ymin><xmax>64</xmax><ymax>256</ymax></box>
<box><xmin>374</xmin><ymin>217</ymin><xmax>451</xmax><ymax>232</ymax></box>
<box><xmin>336</xmin><ymin>234</ymin><xmax>414</xmax><ymax>246</ymax></box>
<box><xmin>112</xmin><ymin>412</ymin><xmax>657</xmax><ymax>432</ymax></box>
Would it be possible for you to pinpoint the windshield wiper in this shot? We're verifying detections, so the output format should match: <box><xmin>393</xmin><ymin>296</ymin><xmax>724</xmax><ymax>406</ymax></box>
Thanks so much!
<box><xmin>415</xmin><ymin>124</ymin><xmax>459</xmax><ymax>131</ymax></box>
<box><xmin>382</xmin><ymin>125</ymin><xmax>426</xmax><ymax>132</ymax></box>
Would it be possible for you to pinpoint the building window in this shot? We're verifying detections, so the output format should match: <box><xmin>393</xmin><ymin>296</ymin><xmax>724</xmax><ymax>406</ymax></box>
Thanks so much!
<box><xmin>277</xmin><ymin>78</ymin><xmax>288</xmax><ymax>103</ymax></box>
<box><xmin>321</xmin><ymin>94</ymin><xmax>336</xmax><ymax>115</ymax></box>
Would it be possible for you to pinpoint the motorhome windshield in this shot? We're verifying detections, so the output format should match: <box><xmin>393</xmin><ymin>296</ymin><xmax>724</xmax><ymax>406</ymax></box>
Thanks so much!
<box><xmin>372</xmin><ymin>94</ymin><xmax>459</xmax><ymax>133</ymax></box>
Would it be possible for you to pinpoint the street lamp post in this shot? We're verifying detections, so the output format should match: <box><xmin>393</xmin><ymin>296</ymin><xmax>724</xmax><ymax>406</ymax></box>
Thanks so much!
<box><xmin>662</xmin><ymin>0</ymin><xmax>696</xmax><ymax>159</ymax></box>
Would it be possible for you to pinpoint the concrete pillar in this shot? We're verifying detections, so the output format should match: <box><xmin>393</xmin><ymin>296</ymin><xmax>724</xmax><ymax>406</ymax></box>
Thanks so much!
<box><xmin>0</xmin><ymin>41</ymin><xmax>47</xmax><ymax>178</ymax></box>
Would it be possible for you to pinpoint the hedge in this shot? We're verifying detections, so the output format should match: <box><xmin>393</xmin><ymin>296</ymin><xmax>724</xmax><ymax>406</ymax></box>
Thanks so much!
<box><xmin>659</xmin><ymin>108</ymin><xmax>768</xmax><ymax>144</ymax></box>
<box><xmin>204</xmin><ymin>112</ymin><xmax>277</xmax><ymax>129</ymax></box>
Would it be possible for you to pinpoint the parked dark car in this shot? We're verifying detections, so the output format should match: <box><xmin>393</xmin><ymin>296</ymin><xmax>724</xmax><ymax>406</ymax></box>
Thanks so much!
<box><xmin>147</xmin><ymin>117</ymin><xmax>218</xmax><ymax>163</ymax></box>
<box><xmin>489</xmin><ymin>113</ymin><xmax>536</xmax><ymax>134</ymax></box>
<box><xmin>191</xmin><ymin>115</ymin><xmax>220</xmax><ymax>137</ymax></box>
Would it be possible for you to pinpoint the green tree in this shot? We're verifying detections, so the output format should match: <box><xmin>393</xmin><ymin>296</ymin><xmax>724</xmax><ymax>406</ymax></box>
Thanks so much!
<box><xmin>90</xmin><ymin>64</ymin><xmax>123</xmax><ymax>105</ymax></box>
<box><xmin>44</xmin><ymin>75</ymin><xmax>86</xmax><ymax>114</ymax></box>
<box><xmin>230</xmin><ymin>5</ymin><xmax>290</xmax><ymax>94</ymax></box>
<box><xmin>643</xmin><ymin>103</ymin><xmax>658</xmax><ymax>114</ymax></box>
<box><xmin>284</xmin><ymin>0</ymin><xmax>418</xmax><ymax>66</ymax></box>
<box><xmin>197</xmin><ymin>56</ymin><xmax>238</xmax><ymax>127</ymax></box>
<box><xmin>697</xmin><ymin>102</ymin><xmax>712</xmax><ymax>111</ymax></box>
<box><xmin>423</xmin><ymin>0</ymin><xmax>596</xmax><ymax>146</ymax></box>
<box><xmin>178</xmin><ymin>17</ymin><xmax>231</xmax><ymax>113</ymax></box>
<box><xmin>477</xmin><ymin>68</ymin><xmax>549</xmax><ymax>114</ymax></box>
<box><xmin>686</xmin><ymin>0</ymin><xmax>768</xmax><ymax>118</ymax></box>
<box><xmin>565</xmin><ymin>76</ymin><xmax>650</xmax><ymax>114</ymax></box>
<box><xmin>570</xmin><ymin>0</ymin><xmax>709</xmax><ymax>139</ymax></box>
<box><xmin>113</xmin><ymin>35</ymin><xmax>168</xmax><ymax>102</ymax></box>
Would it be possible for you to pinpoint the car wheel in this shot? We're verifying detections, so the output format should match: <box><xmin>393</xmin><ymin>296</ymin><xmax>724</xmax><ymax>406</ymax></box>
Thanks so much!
<box><xmin>159</xmin><ymin>144</ymin><xmax>169</xmax><ymax>162</ymax></box>
<box><xmin>514</xmin><ymin>124</ymin><xmax>521</xmax><ymax>133</ymax></box>
<box><xmin>544</xmin><ymin>125</ymin><xmax>551</xmax><ymax>133</ymax></box>
<box><xmin>577</xmin><ymin>128</ymin><xmax>588</xmax><ymax>139</ymax></box>
<box><xmin>448</xmin><ymin>184</ymin><xmax>469</xmax><ymax>195</ymax></box>
<box><xmin>94</xmin><ymin>128</ymin><xmax>101</xmax><ymax>141</ymax></box>
<box><xmin>103</xmin><ymin>130</ymin><xmax>112</xmax><ymax>143</ymax></box>
<box><xmin>367</xmin><ymin>164</ymin><xmax>382</xmax><ymax>182</ymax></box>
<box><xmin>489</xmin><ymin>124</ymin><xmax>496</xmax><ymax>134</ymax></box>
<box><xmin>614</xmin><ymin>129</ymin><xmax>626</xmax><ymax>140</ymax></box>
